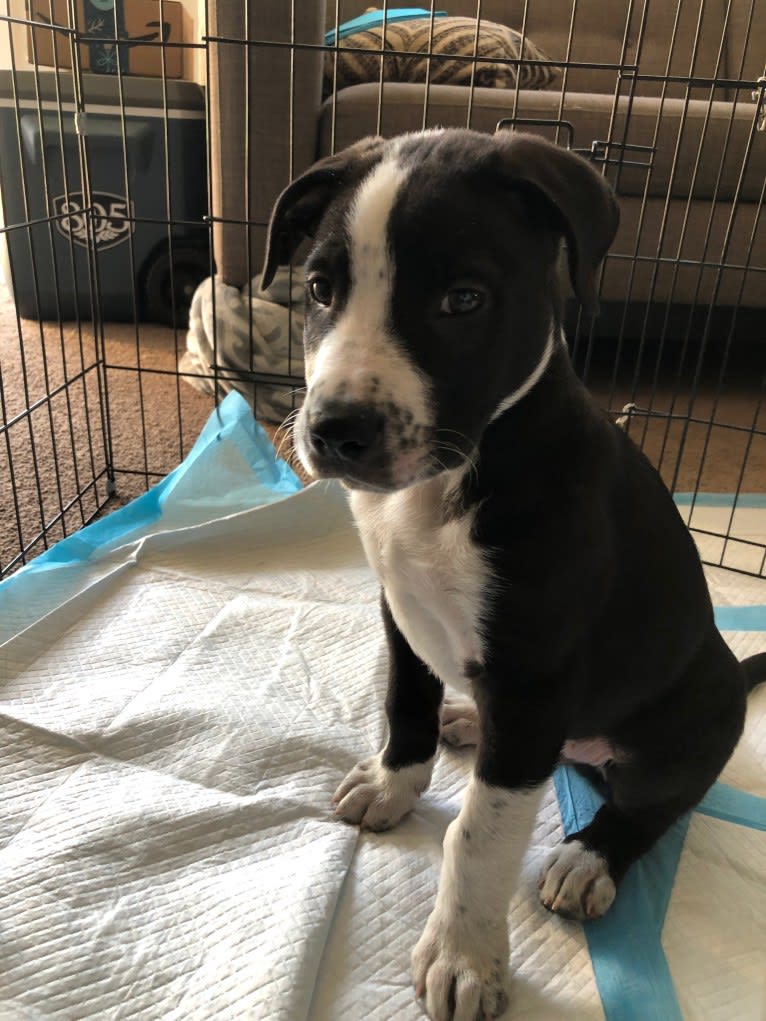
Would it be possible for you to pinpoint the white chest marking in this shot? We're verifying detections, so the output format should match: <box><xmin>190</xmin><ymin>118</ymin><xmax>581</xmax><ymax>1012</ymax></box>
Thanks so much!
<box><xmin>351</xmin><ymin>472</ymin><xmax>489</xmax><ymax>692</ymax></box>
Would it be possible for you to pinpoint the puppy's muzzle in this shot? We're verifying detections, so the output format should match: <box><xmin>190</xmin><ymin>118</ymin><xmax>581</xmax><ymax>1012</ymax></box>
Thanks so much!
<box><xmin>306</xmin><ymin>400</ymin><xmax>386</xmax><ymax>477</ymax></box>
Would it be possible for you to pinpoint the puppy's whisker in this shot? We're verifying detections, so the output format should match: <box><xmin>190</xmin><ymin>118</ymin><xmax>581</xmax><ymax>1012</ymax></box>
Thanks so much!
<box><xmin>436</xmin><ymin>427</ymin><xmax>472</xmax><ymax>442</ymax></box>
<box><xmin>428</xmin><ymin>447</ymin><xmax>474</xmax><ymax>489</ymax></box>
<box><xmin>433</xmin><ymin>439</ymin><xmax>479</xmax><ymax>485</ymax></box>
<box><xmin>434</xmin><ymin>428</ymin><xmax>477</xmax><ymax>453</ymax></box>
<box><xmin>273</xmin><ymin>407</ymin><xmax>301</xmax><ymax>463</ymax></box>
<box><xmin>447</xmin><ymin>441</ymin><xmax>479</xmax><ymax>484</ymax></box>
<box><xmin>274</xmin><ymin>429</ymin><xmax>295</xmax><ymax>464</ymax></box>
<box><xmin>273</xmin><ymin>407</ymin><xmax>300</xmax><ymax>443</ymax></box>
<box><xmin>274</xmin><ymin>386</ymin><xmax>308</xmax><ymax>401</ymax></box>
<box><xmin>435</xmin><ymin>429</ymin><xmax>479</xmax><ymax>464</ymax></box>
<box><xmin>275</xmin><ymin>433</ymin><xmax>295</xmax><ymax>464</ymax></box>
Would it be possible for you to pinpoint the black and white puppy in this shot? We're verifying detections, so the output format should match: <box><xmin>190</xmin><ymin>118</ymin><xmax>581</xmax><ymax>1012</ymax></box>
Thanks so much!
<box><xmin>261</xmin><ymin>129</ymin><xmax>766</xmax><ymax>1021</ymax></box>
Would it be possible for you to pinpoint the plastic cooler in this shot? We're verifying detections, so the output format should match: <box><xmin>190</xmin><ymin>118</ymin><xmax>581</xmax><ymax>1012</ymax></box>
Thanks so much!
<box><xmin>0</xmin><ymin>69</ymin><xmax>207</xmax><ymax>324</ymax></box>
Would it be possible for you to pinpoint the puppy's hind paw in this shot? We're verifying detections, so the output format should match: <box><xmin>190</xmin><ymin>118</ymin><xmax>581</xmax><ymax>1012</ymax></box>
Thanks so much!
<box><xmin>538</xmin><ymin>839</ymin><xmax>616</xmax><ymax>921</ymax></box>
<box><xmin>440</xmin><ymin>694</ymin><xmax>480</xmax><ymax>748</ymax></box>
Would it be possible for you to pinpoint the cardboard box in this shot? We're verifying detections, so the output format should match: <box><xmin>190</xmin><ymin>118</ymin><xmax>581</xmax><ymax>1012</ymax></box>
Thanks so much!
<box><xmin>28</xmin><ymin>0</ymin><xmax>184</xmax><ymax>78</ymax></box>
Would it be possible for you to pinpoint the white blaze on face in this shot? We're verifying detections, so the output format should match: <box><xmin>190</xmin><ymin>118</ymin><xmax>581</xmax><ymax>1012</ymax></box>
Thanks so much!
<box><xmin>307</xmin><ymin>156</ymin><xmax>433</xmax><ymax>453</ymax></box>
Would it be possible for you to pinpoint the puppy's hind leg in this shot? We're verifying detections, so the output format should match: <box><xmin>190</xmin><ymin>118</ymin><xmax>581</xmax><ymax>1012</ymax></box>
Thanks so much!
<box><xmin>541</xmin><ymin>638</ymin><xmax>747</xmax><ymax>921</ymax></box>
<box><xmin>539</xmin><ymin>763</ymin><xmax>720</xmax><ymax>921</ymax></box>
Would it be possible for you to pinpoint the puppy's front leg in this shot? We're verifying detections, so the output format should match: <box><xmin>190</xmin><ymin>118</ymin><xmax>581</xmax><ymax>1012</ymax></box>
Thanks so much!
<box><xmin>333</xmin><ymin>591</ymin><xmax>443</xmax><ymax>831</ymax></box>
<box><xmin>412</xmin><ymin>683</ymin><xmax>562</xmax><ymax>1021</ymax></box>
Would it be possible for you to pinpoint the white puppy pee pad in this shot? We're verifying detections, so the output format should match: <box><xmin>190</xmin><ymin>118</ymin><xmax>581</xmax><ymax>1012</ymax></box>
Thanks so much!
<box><xmin>1</xmin><ymin>391</ymin><xmax>765</xmax><ymax>1021</ymax></box>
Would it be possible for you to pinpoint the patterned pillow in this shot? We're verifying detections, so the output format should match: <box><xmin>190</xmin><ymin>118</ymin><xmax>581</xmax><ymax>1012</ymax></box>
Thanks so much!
<box><xmin>323</xmin><ymin>15</ymin><xmax>559</xmax><ymax>97</ymax></box>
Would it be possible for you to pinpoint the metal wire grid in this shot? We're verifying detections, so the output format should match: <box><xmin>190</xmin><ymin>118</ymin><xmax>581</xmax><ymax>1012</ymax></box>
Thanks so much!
<box><xmin>1</xmin><ymin>9</ymin><xmax>104</xmax><ymax>573</ymax></box>
<box><xmin>1</xmin><ymin>0</ymin><xmax>211</xmax><ymax>576</ymax></box>
<box><xmin>0</xmin><ymin>0</ymin><xmax>764</xmax><ymax>579</ymax></box>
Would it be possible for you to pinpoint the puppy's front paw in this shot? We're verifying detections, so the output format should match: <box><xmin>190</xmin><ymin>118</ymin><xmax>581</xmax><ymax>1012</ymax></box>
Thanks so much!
<box><xmin>411</xmin><ymin>910</ymin><xmax>510</xmax><ymax>1021</ymax></box>
<box><xmin>332</xmin><ymin>753</ymin><xmax>433</xmax><ymax>831</ymax></box>
<box><xmin>538</xmin><ymin>839</ymin><xmax>616</xmax><ymax>920</ymax></box>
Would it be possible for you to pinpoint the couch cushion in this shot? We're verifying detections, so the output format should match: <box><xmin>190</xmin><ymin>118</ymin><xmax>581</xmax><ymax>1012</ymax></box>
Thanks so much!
<box><xmin>323</xmin><ymin>15</ymin><xmax>558</xmax><ymax>97</ymax></box>
<box><xmin>318</xmin><ymin>82</ymin><xmax>764</xmax><ymax>204</ymax></box>
<box><xmin>600</xmin><ymin>196</ymin><xmax>765</xmax><ymax>308</ymax></box>
<box><xmin>318</xmin><ymin>87</ymin><xmax>764</xmax><ymax>307</ymax></box>
<box><xmin>324</xmin><ymin>1</ymin><xmax>732</xmax><ymax>97</ymax></box>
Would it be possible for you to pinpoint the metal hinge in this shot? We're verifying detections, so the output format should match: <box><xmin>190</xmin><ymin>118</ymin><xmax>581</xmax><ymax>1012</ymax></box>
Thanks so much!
<box><xmin>581</xmin><ymin>139</ymin><xmax>655</xmax><ymax>170</ymax></box>
<box><xmin>494</xmin><ymin>118</ymin><xmax>655</xmax><ymax>172</ymax></box>
<box><xmin>753</xmin><ymin>73</ymin><xmax>766</xmax><ymax>132</ymax></box>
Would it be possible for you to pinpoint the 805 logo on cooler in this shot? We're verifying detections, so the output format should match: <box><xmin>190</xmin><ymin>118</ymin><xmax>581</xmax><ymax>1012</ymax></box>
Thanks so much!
<box><xmin>53</xmin><ymin>192</ymin><xmax>135</xmax><ymax>250</ymax></box>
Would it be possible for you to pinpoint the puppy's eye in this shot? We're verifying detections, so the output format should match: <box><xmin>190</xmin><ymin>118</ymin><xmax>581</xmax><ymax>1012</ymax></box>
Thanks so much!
<box><xmin>440</xmin><ymin>287</ymin><xmax>485</xmax><ymax>315</ymax></box>
<box><xmin>308</xmin><ymin>276</ymin><xmax>333</xmax><ymax>306</ymax></box>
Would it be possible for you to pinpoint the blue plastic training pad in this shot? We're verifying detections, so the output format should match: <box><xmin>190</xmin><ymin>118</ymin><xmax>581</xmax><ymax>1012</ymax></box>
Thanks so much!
<box><xmin>8</xmin><ymin>389</ymin><xmax>300</xmax><ymax>576</ymax></box>
<box><xmin>0</xmin><ymin>390</ymin><xmax>301</xmax><ymax>642</ymax></box>
<box><xmin>325</xmin><ymin>8</ymin><xmax>447</xmax><ymax>44</ymax></box>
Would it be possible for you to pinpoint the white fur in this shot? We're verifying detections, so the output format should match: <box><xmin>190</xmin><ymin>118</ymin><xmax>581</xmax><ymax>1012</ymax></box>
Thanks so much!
<box><xmin>489</xmin><ymin>325</ymin><xmax>560</xmax><ymax>422</ymax></box>
<box><xmin>539</xmin><ymin>839</ymin><xmax>616</xmax><ymax>920</ymax></box>
<box><xmin>351</xmin><ymin>468</ymin><xmax>489</xmax><ymax>696</ymax></box>
<box><xmin>302</xmin><ymin>156</ymin><xmax>433</xmax><ymax>484</ymax></box>
<box><xmin>306</xmin><ymin>157</ymin><xmax>403</xmax><ymax>392</ymax></box>
<box><xmin>332</xmin><ymin>751</ymin><xmax>434</xmax><ymax>831</ymax></box>
<box><xmin>412</xmin><ymin>779</ymin><xmax>545</xmax><ymax>1019</ymax></box>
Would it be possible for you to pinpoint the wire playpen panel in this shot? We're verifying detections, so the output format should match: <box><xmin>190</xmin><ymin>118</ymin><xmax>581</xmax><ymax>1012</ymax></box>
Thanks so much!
<box><xmin>0</xmin><ymin>0</ymin><xmax>764</xmax><ymax>578</ymax></box>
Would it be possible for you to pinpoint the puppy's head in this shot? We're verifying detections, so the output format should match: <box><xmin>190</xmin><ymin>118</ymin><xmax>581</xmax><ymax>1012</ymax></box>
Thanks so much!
<box><xmin>262</xmin><ymin>129</ymin><xmax>618</xmax><ymax>492</ymax></box>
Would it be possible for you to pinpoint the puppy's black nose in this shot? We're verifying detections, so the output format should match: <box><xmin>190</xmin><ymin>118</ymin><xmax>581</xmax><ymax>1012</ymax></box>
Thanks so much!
<box><xmin>308</xmin><ymin>404</ymin><xmax>385</xmax><ymax>464</ymax></box>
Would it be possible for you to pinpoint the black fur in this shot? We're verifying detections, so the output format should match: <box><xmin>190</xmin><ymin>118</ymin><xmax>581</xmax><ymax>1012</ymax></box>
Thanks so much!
<box><xmin>461</xmin><ymin>343</ymin><xmax>754</xmax><ymax>871</ymax></box>
<box><xmin>380</xmin><ymin>593</ymin><xmax>443</xmax><ymax>771</ymax></box>
<box><xmin>263</xmin><ymin>128</ymin><xmax>766</xmax><ymax>910</ymax></box>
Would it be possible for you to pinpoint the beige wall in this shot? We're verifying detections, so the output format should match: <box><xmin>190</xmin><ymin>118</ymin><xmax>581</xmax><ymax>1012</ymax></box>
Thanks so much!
<box><xmin>0</xmin><ymin>0</ymin><xmax>206</xmax><ymax>82</ymax></box>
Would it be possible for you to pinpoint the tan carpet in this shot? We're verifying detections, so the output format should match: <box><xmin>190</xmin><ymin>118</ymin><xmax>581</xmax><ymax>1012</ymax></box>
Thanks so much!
<box><xmin>1</xmin><ymin>280</ymin><xmax>764</xmax><ymax>576</ymax></box>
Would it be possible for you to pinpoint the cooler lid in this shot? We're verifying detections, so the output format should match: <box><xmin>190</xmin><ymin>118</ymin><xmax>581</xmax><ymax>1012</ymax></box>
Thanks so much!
<box><xmin>0</xmin><ymin>69</ymin><xmax>205</xmax><ymax>115</ymax></box>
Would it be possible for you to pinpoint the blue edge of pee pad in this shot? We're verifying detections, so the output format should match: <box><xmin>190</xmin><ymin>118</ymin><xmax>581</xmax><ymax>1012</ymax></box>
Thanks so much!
<box><xmin>1</xmin><ymin>389</ymin><xmax>765</xmax><ymax>1020</ymax></box>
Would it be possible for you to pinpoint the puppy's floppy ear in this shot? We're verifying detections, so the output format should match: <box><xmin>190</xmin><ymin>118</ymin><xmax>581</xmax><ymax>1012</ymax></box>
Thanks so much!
<box><xmin>494</xmin><ymin>132</ymin><xmax>619</xmax><ymax>317</ymax></box>
<box><xmin>261</xmin><ymin>136</ymin><xmax>386</xmax><ymax>289</ymax></box>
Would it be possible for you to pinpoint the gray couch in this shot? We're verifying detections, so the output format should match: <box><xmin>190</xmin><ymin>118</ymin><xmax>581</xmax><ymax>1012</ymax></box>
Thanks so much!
<box><xmin>209</xmin><ymin>1</ymin><xmax>765</xmax><ymax>317</ymax></box>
